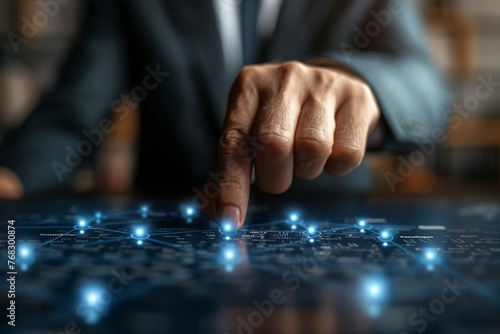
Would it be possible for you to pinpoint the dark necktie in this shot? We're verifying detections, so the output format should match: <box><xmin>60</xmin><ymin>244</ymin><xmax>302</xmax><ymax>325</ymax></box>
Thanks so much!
<box><xmin>241</xmin><ymin>0</ymin><xmax>260</xmax><ymax>65</ymax></box>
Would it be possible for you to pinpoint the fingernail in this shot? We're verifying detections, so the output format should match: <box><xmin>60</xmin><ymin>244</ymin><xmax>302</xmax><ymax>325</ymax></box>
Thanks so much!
<box><xmin>220</xmin><ymin>205</ymin><xmax>240</xmax><ymax>229</ymax></box>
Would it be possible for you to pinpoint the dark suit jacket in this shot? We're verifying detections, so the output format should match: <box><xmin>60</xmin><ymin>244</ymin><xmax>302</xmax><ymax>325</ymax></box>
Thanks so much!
<box><xmin>0</xmin><ymin>0</ymin><xmax>449</xmax><ymax>197</ymax></box>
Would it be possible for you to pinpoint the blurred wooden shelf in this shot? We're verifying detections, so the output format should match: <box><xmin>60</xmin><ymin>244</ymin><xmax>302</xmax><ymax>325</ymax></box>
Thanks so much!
<box><xmin>443</xmin><ymin>119</ymin><xmax>500</xmax><ymax>147</ymax></box>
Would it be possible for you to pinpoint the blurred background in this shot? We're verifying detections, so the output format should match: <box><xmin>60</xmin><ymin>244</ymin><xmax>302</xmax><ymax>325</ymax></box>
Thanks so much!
<box><xmin>0</xmin><ymin>0</ymin><xmax>498</xmax><ymax>198</ymax></box>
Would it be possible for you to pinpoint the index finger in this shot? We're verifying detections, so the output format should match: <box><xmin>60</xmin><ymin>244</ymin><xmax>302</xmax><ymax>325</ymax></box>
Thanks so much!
<box><xmin>215</xmin><ymin>68</ymin><xmax>261</xmax><ymax>228</ymax></box>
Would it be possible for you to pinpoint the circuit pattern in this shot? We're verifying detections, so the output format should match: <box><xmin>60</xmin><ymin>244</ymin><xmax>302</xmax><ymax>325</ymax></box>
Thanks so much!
<box><xmin>2</xmin><ymin>201</ymin><xmax>500</xmax><ymax>331</ymax></box>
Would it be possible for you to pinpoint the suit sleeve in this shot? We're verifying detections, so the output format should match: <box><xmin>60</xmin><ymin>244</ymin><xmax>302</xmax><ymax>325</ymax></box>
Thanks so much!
<box><xmin>318</xmin><ymin>0</ymin><xmax>450</xmax><ymax>147</ymax></box>
<box><xmin>0</xmin><ymin>0</ymin><xmax>129</xmax><ymax>195</ymax></box>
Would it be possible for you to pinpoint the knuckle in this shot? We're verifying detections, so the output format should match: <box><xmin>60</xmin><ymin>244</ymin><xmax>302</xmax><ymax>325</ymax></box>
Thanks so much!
<box><xmin>219</xmin><ymin>175</ymin><xmax>246</xmax><ymax>193</ymax></box>
<box><xmin>281</xmin><ymin>61</ymin><xmax>305</xmax><ymax>75</ymax></box>
<box><xmin>219</xmin><ymin>181</ymin><xmax>248</xmax><ymax>202</ymax></box>
<box><xmin>219</xmin><ymin>129</ymin><xmax>247</xmax><ymax>153</ymax></box>
<box><xmin>357</xmin><ymin>80</ymin><xmax>373</xmax><ymax>95</ymax></box>
<box><xmin>257</xmin><ymin>131</ymin><xmax>293</xmax><ymax>159</ymax></box>
<box><xmin>235</xmin><ymin>66</ymin><xmax>259</xmax><ymax>87</ymax></box>
<box><xmin>313</xmin><ymin>69</ymin><xmax>335</xmax><ymax>87</ymax></box>
<box><xmin>331</xmin><ymin>145</ymin><xmax>364</xmax><ymax>167</ymax></box>
<box><xmin>296</xmin><ymin>130</ymin><xmax>332</xmax><ymax>160</ymax></box>
<box><xmin>344</xmin><ymin>80</ymin><xmax>378</xmax><ymax>118</ymax></box>
<box><xmin>348</xmin><ymin>79</ymin><xmax>373</xmax><ymax>100</ymax></box>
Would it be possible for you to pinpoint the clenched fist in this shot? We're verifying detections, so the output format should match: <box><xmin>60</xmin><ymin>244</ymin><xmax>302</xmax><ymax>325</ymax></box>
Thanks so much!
<box><xmin>203</xmin><ymin>61</ymin><xmax>380</xmax><ymax>228</ymax></box>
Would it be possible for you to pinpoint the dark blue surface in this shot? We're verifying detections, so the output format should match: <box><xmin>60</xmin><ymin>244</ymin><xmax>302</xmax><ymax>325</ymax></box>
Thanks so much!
<box><xmin>0</xmin><ymin>198</ymin><xmax>499</xmax><ymax>334</ymax></box>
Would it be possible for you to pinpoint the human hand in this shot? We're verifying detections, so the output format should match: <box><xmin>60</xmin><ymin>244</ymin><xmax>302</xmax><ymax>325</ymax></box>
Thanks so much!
<box><xmin>203</xmin><ymin>61</ymin><xmax>380</xmax><ymax>228</ymax></box>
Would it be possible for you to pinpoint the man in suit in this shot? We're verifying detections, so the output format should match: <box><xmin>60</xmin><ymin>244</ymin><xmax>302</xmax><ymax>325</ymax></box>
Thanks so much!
<box><xmin>0</xmin><ymin>0</ymin><xmax>448</xmax><ymax>227</ymax></box>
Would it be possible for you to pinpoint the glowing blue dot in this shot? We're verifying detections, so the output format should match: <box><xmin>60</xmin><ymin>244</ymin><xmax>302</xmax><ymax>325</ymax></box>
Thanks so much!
<box><xmin>426</xmin><ymin>251</ymin><xmax>435</xmax><ymax>260</ymax></box>
<box><xmin>137</xmin><ymin>240</ymin><xmax>143</xmax><ymax>245</ymax></box>
<box><xmin>359</xmin><ymin>220</ymin><xmax>366</xmax><ymax>227</ymax></box>
<box><xmin>20</xmin><ymin>248</ymin><xmax>29</xmax><ymax>257</ymax></box>
<box><xmin>290</xmin><ymin>214</ymin><xmax>298</xmax><ymax>222</ymax></box>
<box><xmin>87</xmin><ymin>293</ymin><xmax>98</xmax><ymax>305</ymax></box>
<box><xmin>360</xmin><ymin>229</ymin><xmax>365</xmax><ymax>233</ymax></box>
<box><xmin>381</xmin><ymin>231</ymin><xmax>389</xmax><ymax>239</ymax></box>
<box><xmin>79</xmin><ymin>230</ymin><xmax>85</xmax><ymax>234</ymax></box>
<box><xmin>291</xmin><ymin>225</ymin><xmax>297</xmax><ymax>230</ymax></box>
<box><xmin>368</xmin><ymin>284</ymin><xmax>381</xmax><ymax>297</ymax></box>
<box><xmin>309</xmin><ymin>238</ymin><xmax>314</xmax><ymax>243</ymax></box>
<box><xmin>223</xmin><ymin>223</ymin><xmax>232</xmax><ymax>232</ymax></box>
<box><xmin>186</xmin><ymin>207</ymin><xmax>194</xmax><ymax>215</ymax></box>
<box><xmin>383</xmin><ymin>242</ymin><xmax>388</xmax><ymax>247</ymax></box>
<box><xmin>136</xmin><ymin>228</ymin><xmax>144</xmax><ymax>236</ymax></box>
<box><xmin>95</xmin><ymin>212</ymin><xmax>102</xmax><ymax>219</ymax></box>
<box><xmin>225</xmin><ymin>236</ymin><xmax>231</xmax><ymax>240</ymax></box>
<box><xmin>225</xmin><ymin>250</ymin><xmax>234</xmax><ymax>260</ymax></box>
<box><xmin>141</xmin><ymin>206</ymin><xmax>148</xmax><ymax>213</ymax></box>
<box><xmin>79</xmin><ymin>220</ymin><xmax>86</xmax><ymax>227</ymax></box>
<box><xmin>308</xmin><ymin>227</ymin><xmax>315</xmax><ymax>234</ymax></box>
